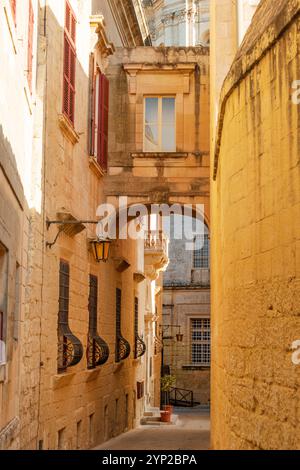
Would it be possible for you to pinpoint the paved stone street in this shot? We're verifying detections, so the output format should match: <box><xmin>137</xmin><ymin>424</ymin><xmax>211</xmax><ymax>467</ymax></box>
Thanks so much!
<box><xmin>94</xmin><ymin>408</ymin><xmax>210</xmax><ymax>450</ymax></box>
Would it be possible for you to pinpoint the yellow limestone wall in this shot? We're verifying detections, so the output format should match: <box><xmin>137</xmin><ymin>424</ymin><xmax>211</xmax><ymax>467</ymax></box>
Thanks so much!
<box><xmin>211</xmin><ymin>9</ymin><xmax>300</xmax><ymax>450</ymax></box>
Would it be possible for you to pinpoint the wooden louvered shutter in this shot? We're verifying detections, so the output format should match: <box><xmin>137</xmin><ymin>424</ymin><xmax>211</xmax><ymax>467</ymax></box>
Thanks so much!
<box><xmin>97</xmin><ymin>74</ymin><xmax>109</xmax><ymax>169</ymax></box>
<box><xmin>63</xmin><ymin>1</ymin><xmax>76</xmax><ymax>125</ymax></box>
<box><xmin>27</xmin><ymin>0</ymin><xmax>34</xmax><ymax>92</ymax></box>
<box><xmin>10</xmin><ymin>0</ymin><xmax>16</xmax><ymax>25</ymax></box>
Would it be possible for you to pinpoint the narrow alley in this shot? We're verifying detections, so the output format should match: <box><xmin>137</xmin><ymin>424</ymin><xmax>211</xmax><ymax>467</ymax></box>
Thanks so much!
<box><xmin>1</xmin><ymin>0</ymin><xmax>300</xmax><ymax>454</ymax></box>
<box><xmin>95</xmin><ymin>408</ymin><xmax>210</xmax><ymax>451</ymax></box>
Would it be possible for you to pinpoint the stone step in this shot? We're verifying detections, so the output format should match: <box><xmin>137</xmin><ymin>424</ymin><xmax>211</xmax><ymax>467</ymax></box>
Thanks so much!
<box><xmin>140</xmin><ymin>414</ymin><xmax>179</xmax><ymax>426</ymax></box>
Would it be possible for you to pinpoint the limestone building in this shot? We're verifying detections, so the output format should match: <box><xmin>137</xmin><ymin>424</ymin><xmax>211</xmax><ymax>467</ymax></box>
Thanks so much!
<box><xmin>163</xmin><ymin>215</ymin><xmax>210</xmax><ymax>405</ymax></box>
<box><xmin>210</xmin><ymin>0</ymin><xmax>300</xmax><ymax>449</ymax></box>
<box><xmin>0</xmin><ymin>0</ymin><xmax>165</xmax><ymax>450</ymax></box>
<box><xmin>0</xmin><ymin>0</ymin><xmax>39</xmax><ymax>449</ymax></box>
<box><xmin>143</xmin><ymin>0</ymin><xmax>210</xmax><ymax>46</ymax></box>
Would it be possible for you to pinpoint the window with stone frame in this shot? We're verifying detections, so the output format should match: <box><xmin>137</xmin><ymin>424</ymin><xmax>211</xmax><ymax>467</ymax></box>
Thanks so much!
<box><xmin>193</xmin><ymin>233</ymin><xmax>210</xmax><ymax>269</ymax></box>
<box><xmin>57</xmin><ymin>260</ymin><xmax>83</xmax><ymax>373</ymax></box>
<box><xmin>144</xmin><ymin>96</ymin><xmax>176</xmax><ymax>152</ymax></box>
<box><xmin>190</xmin><ymin>318</ymin><xmax>210</xmax><ymax>366</ymax></box>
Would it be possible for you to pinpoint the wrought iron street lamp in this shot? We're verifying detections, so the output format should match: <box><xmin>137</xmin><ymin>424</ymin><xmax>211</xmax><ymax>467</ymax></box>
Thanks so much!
<box><xmin>163</xmin><ymin>324</ymin><xmax>184</xmax><ymax>342</ymax></box>
<box><xmin>176</xmin><ymin>326</ymin><xmax>183</xmax><ymax>342</ymax></box>
<box><xmin>46</xmin><ymin>214</ymin><xmax>112</xmax><ymax>262</ymax></box>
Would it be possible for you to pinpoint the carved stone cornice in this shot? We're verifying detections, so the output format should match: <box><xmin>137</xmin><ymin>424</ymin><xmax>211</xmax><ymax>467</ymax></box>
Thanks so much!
<box><xmin>90</xmin><ymin>15</ymin><xmax>115</xmax><ymax>57</ymax></box>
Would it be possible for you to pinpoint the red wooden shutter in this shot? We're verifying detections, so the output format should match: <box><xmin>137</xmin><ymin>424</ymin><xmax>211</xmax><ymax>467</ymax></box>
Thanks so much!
<box><xmin>90</xmin><ymin>57</ymin><xmax>96</xmax><ymax>157</ymax></box>
<box><xmin>10</xmin><ymin>0</ymin><xmax>16</xmax><ymax>25</ymax></box>
<box><xmin>97</xmin><ymin>74</ymin><xmax>109</xmax><ymax>169</ymax></box>
<box><xmin>27</xmin><ymin>1</ymin><xmax>34</xmax><ymax>92</ymax></box>
<box><xmin>63</xmin><ymin>1</ymin><xmax>76</xmax><ymax>125</ymax></box>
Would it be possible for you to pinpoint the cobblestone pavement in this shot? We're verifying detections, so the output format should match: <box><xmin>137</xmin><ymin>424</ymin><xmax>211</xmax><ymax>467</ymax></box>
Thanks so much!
<box><xmin>94</xmin><ymin>407</ymin><xmax>210</xmax><ymax>450</ymax></box>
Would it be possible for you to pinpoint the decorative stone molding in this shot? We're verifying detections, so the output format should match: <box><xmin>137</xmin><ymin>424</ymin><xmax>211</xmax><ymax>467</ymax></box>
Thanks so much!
<box><xmin>58</xmin><ymin>114</ymin><xmax>80</xmax><ymax>145</ymax></box>
<box><xmin>52</xmin><ymin>372</ymin><xmax>76</xmax><ymax>390</ymax></box>
<box><xmin>89</xmin><ymin>156</ymin><xmax>106</xmax><ymax>178</ymax></box>
<box><xmin>90</xmin><ymin>15</ymin><xmax>115</xmax><ymax>57</ymax></box>
<box><xmin>114</xmin><ymin>257</ymin><xmax>131</xmax><ymax>273</ymax></box>
<box><xmin>144</xmin><ymin>230</ymin><xmax>169</xmax><ymax>280</ymax></box>
<box><xmin>124</xmin><ymin>63</ymin><xmax>195</xmax><ymax>94</ymax></box>
<box><xmin>0</xmin><ymin>417</ymin><xmax>19</xmax><ymax>450</ymax></box>
<box><xmin>134</xmin><ymin>271</ymin><xmax>146</xmax><ymax>283</ymax></box>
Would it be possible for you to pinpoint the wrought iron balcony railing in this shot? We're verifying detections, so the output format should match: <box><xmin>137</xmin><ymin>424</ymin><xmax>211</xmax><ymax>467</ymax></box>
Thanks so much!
<box><xmin>134</xmin><ymin>334</ymin><xmax>146</xmax><ymax>359</ymax></box>
<box><xmin>87</xmin><ymin>332</ymin><xmax>109</xmax><ymax>369</ymax></box>
<box><xmin>58</xmin><ymin>324</ymin><xmax>83</xmax><ymax>373</ymax></box>
<box><xmin>115</xmin><ymin>334</ymin><xmax>131</xmax><ymax>363</ymax></box>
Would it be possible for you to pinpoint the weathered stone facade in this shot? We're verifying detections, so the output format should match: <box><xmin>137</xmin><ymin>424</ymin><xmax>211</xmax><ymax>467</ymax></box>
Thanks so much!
<box><xmin>143</xmin><ymin>0</ymin><xmax>210</xmax><ymax>47</ymax></box>
<box><xmin>104</xmin><ymin>45</ymin><xmax>210</xmax><ymax>223</ymax></box>
<box><xmin>163</xmin><ymin>217</ymin><xmax>210</xmax><ymax>405</ymax></box>
<box><xmin>0</xmin><ymin>0</ymin><xmax>39</xmax><ymax>449</ymax></box>
<box><xmin>210</xmin><ymin>0</ymin><xmax>300</xmax><ymax>450</ymax></box>
<box><xmin>1</xmin><ymin>0</ymin><xmax>163</xmax><ymax>450</ymax></box>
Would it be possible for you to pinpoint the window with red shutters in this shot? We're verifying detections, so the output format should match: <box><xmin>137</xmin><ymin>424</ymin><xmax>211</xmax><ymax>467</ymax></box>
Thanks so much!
<box><xmin>27</xmin><ymin>0</ymin><xmax>34</xmax><ymax>92</ymax></box>
<box><xmin>92</xmin><ymin>70</ymin><xmax>109</xmax><ymax>170</ymax></box>
<box><xmin>10</xmin><ymin>0</ymin><xmax>16</xmax><ymax>25</ymax></box>
<box><xmin>63</xmin><ymin>1</ymin><xmax>76</xmax><ymax>125</ymax></box>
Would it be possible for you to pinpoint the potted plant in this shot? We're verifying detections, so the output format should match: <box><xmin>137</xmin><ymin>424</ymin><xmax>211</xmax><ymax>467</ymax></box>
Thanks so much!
<box><xmin>160</xmin><ymin>375</ymin><xmax>176</xmax><ymax>415</ymax></box>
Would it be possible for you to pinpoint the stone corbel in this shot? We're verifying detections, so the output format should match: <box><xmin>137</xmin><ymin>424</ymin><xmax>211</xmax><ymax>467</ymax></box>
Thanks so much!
<box><xmin>90</xmin><ymin>15</ymin><xmax>115</xmax><ymax>58</ymax></box>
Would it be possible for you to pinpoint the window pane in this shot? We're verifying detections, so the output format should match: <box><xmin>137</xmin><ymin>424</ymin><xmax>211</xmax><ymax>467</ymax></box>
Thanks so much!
<box><xmin>194</xmin><ymin>234</ymin><xmax>210</xmax><ymax>268</ymax></box>
<box><xmin>162</xmin><ymin>124</ymin><xmax>175</xmax><ymax>152</ymax></box>
<box><xmin>145</xmin><ymin>97</ymin><xmax>158</xmax><ymax>123</ymax></box>
<box><xmin>162</xmin><ymin>98</ymin><xmax>175</xmax><ymax>123</ymax></box>
<box><xmin>145</xmin><ymin>124</ymin><xmax>159</xmax><ymax>152</ymax></box>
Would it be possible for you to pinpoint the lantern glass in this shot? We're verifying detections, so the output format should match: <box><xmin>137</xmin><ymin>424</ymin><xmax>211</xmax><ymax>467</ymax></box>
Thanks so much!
<box><xmin>176</xmin><ymin>333</ymin><xmax>183</xmax><ymax>342</ymax></box>
<box><xmin>91</xmin><ymin>239</ymin><xmax>111</xmax><ymax>262</ymax></box>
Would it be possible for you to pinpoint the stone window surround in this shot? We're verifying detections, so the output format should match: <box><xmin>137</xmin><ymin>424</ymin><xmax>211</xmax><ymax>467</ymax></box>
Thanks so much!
<box><xmin>143</xmin><ymin>96</ymin><xmax>176</xmax><ymax>152</ymax></box>
<box><xmin>180</xmin><ymin>313</ymin><xmax>210</xmax><ymax>367</ymax></box>
<box><xmin>124</xmin><ymin>63</ymin><xmax>196</xmax><ymax>152</ymax></box>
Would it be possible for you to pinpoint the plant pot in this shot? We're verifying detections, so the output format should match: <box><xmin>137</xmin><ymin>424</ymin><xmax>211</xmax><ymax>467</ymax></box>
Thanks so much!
<box><xmin>160</xmin><ymin>410</ymin><xmax>171</xmax><ymax>423</ymax></box>
<box><xmin>162</xmin><ymin>405</ymin><xmax>173</xmax><ymax>414</ymax></box>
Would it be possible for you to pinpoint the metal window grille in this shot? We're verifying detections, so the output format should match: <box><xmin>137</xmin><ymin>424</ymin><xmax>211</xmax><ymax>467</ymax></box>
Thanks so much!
<box><xmin>87</xmin><ymin>275</ymin><xmax>109</xmax><ymax>369</ymax></box>
<box><xmin>190</xmin><ymin>318</ymin><xmax>210</xmax><ymax>365</ymax></box>
<box><xmin>194</xmin><ymin>234</ymin><xmax>210</xmax><ymax>268</ymax></box>
<box><xmin>134</xmin><ymin>297</ymin><xmax>146</xmax><ymax>359</ymax></box>
<box><xmin>58</xmin><ymin>260</ymin><xmax>70</xmax><ymax>371</ymax></box>
<box><xmin>115</xmin><ymin>288</ymin><xmax>130</xmax><ymax>362</ymax></box>
<box><xmin>57</xmin><ymin>260</ymin><xmax>83</xmax><ymax>373</ymax></box>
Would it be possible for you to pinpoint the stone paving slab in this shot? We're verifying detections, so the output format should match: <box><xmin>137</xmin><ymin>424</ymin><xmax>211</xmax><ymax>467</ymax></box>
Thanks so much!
<box><xmin>94</xmin><ymin>409</ymin><xmax>210</xmax><ymax>451</ymax></box>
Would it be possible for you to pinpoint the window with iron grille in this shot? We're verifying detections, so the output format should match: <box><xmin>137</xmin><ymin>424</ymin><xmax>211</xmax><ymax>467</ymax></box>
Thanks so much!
<box><xmin>87</xmin><ymin>275</ymin><xmax>109</xmax><ymax>369</ymax></box>
<box><xmin>63</xmin><ymin>0</ymin><xmax>76</xmax><ymax>125</ymax></box>
<box><xmin>91</xmin><ymin>68</ymin><xmax>109</xmax><ymax>169</ymax></box>
<box><xmin>134</xmin><ymin>297</ymin><xmax>146</xmax><ymax>359</ymax></box>
<box><xmin>190</xmin><ymin>318</ymin><xmax>210</xmax><ymax>366</ymax></box>
<box><xmin>27</xmin><ymin>0</ymin><xmax>34</xmax><ymax>92</ymax></box>
<box><xmin>194</xmin><ymin>234</ymin><xmax>210</xmax><ymax>268</ymax></box>
<box><xmin>115</xmin><ymin>288</ymin><xmax>130</xmax><ymax>362</ymax></box>
<box><xmin>57</xmin><ymin>260</ymin><xmax>83</xmax><ymax>373</ymax></box>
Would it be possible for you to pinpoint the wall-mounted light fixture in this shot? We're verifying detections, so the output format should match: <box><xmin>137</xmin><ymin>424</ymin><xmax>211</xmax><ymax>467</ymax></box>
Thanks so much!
<box><xmin>46</xmin><ymin>213</ymin><xmax>111</xmax><ymax>262</ymax></box>
<box><xmin>90</xmin><ymin>238</ymin><xmax>111</xmax><ymax>263</ymax></box>
<box><xmin>163</xmin><ymin>324</ymin><xmax>184</xmax><ymax>342</ymax></box>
